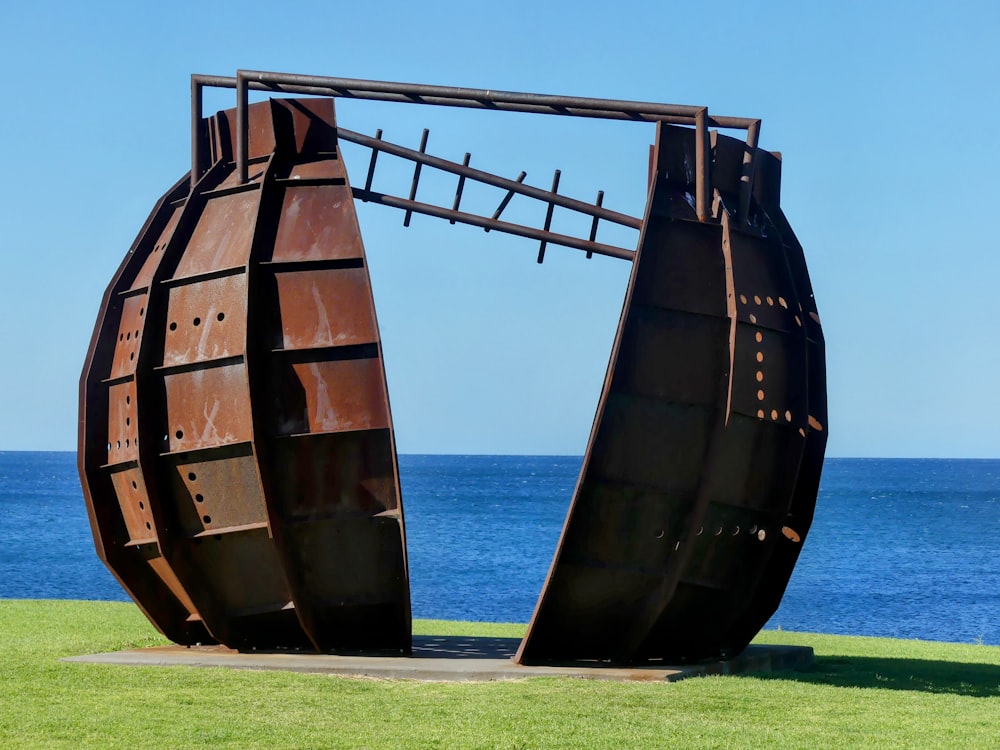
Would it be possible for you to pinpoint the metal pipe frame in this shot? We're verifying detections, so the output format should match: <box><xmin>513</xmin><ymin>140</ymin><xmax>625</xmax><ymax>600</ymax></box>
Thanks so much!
<box><xmin>190</xmin><ymin>71</ymin><xmax>763</xmax><ymax>223</ymax></box>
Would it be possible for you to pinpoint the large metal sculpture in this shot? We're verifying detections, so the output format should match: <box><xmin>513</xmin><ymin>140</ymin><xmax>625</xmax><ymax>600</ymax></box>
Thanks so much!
<box><xmin>79</xmin><ymin>70</ymin><xmax>826</xmax><ymax>663</ymax></box>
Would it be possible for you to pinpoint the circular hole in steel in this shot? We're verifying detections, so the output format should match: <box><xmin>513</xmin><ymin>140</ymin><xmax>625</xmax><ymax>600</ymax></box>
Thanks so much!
<box><xmin>739</xmin><ymin>294</ymin><xmax>747</xmax><ymax>304</ymax></box>
<box><xmin>131</xmin><ymin>480</ymin><xmax>137</xmax><ymax>490</ymax></box>
<box><xmin>175</xmin><ymin>430</ymin><xmax>184</xmax><ymax>440</ymax></box>
<box><xmin>145</xmin><ymin>522</ymin><xmax>151</xmax><ymax>530</ymax></box>
<box><xmin>756</xmin><ymin>352</ymin><xmax>764</xmax><ymax>363</ymax></box>
<box><xmin>653</xmin><ymin>529</ymin><xmax>664</xmax><ymax>539</ymax></box>
<box><xmin>714</xmin><ymin>526</ymin><xmax>724</xmax><ymax>536</ymax></box>
<box><xmin>126</xmin><ymin>331</ymin><xmax>131</xmax><ymax>341</ymax></box>
<box><xmin>119</xmin><ymin>333</ymin><xmax>124</xmax><ymax>342</ymax></box>
<box><xmin>753</xmin><ymin>295</ymin><xmax>762</xmax><ymax>305</ymax></box>
<box><xmin>135</xmin><ymin>330</ymin><xmax>140</xmax><ymax>339</ymax></box>
<box><xmin>757</xmin><ymin>529</ymin><xmax>767</xmax><ymax>541</ymax></box>
<box><xmin>126</xmin><ymin>417</ymin><xmax>131</xmax><ymax>427</ymax></box>
<box><xmin>766</xmin><ymin>296</ymin><xmax>774</xmax><ymax>306</ymax></box>
<box><xmin>795</xmin><ymin>315</ymin><xmax>802</xmax><ymax>327</ymax></box>
<box><xmin>202</xmin><ymin>515</ymin><xmax>212</xmax><ymax>524</ymax></box>
<box><xmin>129</xmin><ymin>351</ymin><xmax>135</xmax><ymax>361</ymax></box>
<box><xmin>782</xmin><ymin>526</ymin><xmax>801</xmax><ymax>543</ymax></box>
<box><xmin>696</xmin><ymin>527</ymin><xmax>704</xmax><ymax>536</ymax></box>
<box><xmin>785</xmin><ymin>410</ymin><xmax>793</xmax><ymax>422</ymax></box>
<box><xmin>139</xmin><ymin>307</ymin><xmax>145</xmax><ymax>317</ymax></box>
<box><xmin>755</xmin><ymin>332</ymin><xmax>763</xmax><ymax>343</ymax></box>
<box><xmin>778</xmin><ymin>297</ymin><xmax>788</xmax><ymax>309</ymax></box>
<box><xmin>126</xmin><ymin>395</ymin><xmax>131</xmax><ymax>405</ymax></box>
<box><xmin>756</xmin><ymin>371</ymin><xmax>764</xmax><ymax>383</ymax></box>
<box><xmin>124</xmin><ymin>439</ymin><xmax>129</xmax><ymax>447</ymax></box>
<box><xmin>192</xmin><ymin>317</ymin><xmax>201</xmax><ymax>327</ymax></box>
<box><xmin>749</xmin><ymin>314</ymin><xmax>757</xmax><ymax>324</ymax></box>
<box><xmin>195</xmin><ymin>493</ymin><xmax>204</xmax><ymax>503</ymax></box>
<box><xmin>771</xmin><ymin>410</ymin><xmax>779</xmax><ymax>421</ymax></box>
<box><xmin>757</xmin><ymin>389</ymin><xmax>765</xmax><ymax>401</ymax></box>
<box><xmin>115</xmin><ymin>440</ymin><xmax>121</xmax><ymax>449</ymax></box>
<box><xmin>169</xmin><ymin>322</ymin><xmax>177</xmax><ymax>331</ymax></box>
<box><xmin>139</xmin><ymin>501</ymin><xmax>144</xmax><ymax>510</ymax></box>
<box><xmin>188</xmin><ymin>472</ymin><xmax>197</xmax><ymax>481</ymax></box>
<box><xmin>757</xmin><ymin>409</ymin><xmax>765</xmax><ymax>418</ymax></box>
<box><xmin>731</xmin><ymin>526</ymin><xmax>740</xmax><ymax>536</ymax></box>
<box><xmin>217</xmin><ymin>312</ymin><xmax>225</xmax><ymax>322</ymax></box>
<box><xmin>749</xmin><ymin>525</ymin><xmax>758</xmax><ymax>534</ymax></box>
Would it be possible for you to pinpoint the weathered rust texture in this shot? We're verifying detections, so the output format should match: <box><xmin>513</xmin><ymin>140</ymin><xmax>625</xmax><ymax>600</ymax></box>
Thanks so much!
<box><xmin>79</xmin><ymin>97</ymin><xmax>410</xmax><ymax>653</ymax></box>
<box><xmin>516</xmin><ymin>124</ymin><xmax>826</xmax><ymax>664</ymax></box>
<box><xmin>82</xmin><ymin>74</ymin><xmax>825</xmax><ymax>662</ymax></box>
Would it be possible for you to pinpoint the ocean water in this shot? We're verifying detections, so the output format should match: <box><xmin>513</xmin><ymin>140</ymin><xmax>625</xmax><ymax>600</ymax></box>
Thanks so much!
<box><xmin>1</xmin><ymin>452</ymin><xmax>999</xmax><ymax>645</ymax></box>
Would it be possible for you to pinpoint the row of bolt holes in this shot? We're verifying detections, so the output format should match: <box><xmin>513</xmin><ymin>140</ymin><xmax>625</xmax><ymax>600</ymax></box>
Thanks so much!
<box><xmin>653</xmin><ymin>526</ymin><xmax>767</xmax><ymax>543</ymax></box>
<box><xmin>739</xmin><ymin>294</ymin><xmax>803</xmax><ymax>327</ymax></box>
<box><xmin>753</xmin><ymin>332</ymin><xmax>793</xmax><ymax>423</ymax></box>
<box><xmin>186</xmin><ymin>471</ymin><xmax>212</xmax><ymax>526</ymax></box>
<box><xmin>168</xmin><ymin>312</ymin><xmax>225</xmax><ymax>331</ymax></box>
<box><xmin>107</xmin><ymin>395</ymin><xmax>136</xmax><ymax>452</ymax></box>
<box><xmin>118</xmin><ymin>307</ymin><xmax>145</xmax><ymax>362</ymax></box>
<box><xmin>127</xmin><ymin>474</ymin><xmax>210</xmax><ymax>531</ymax></box>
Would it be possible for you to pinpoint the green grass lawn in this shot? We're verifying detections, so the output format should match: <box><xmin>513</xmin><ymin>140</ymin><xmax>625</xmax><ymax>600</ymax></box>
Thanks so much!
<box><xmin>2</xmin><ymin>600</ymin><xmax>1000</xmax><ymax>749</ymax></box>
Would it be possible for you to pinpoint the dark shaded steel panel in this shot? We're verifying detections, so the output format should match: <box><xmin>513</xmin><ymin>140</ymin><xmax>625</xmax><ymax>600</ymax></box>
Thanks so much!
<box><xmin>165</xmin><ymin>448</ymin><xmax>268</xmax><ymax>536</ymax></box>
<box><xmin>518</xmin><ymin>125</ymin><xmax>821</xmax><ymax>664</ymax></box>
<box><xmin>264</xmin><ymin>431</ymin><xmax>408</xmax><ymax>652</ymax></box>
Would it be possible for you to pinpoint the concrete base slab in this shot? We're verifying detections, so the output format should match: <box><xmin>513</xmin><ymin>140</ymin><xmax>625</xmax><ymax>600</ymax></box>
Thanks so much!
<box><xmin>64</xmin><ymin>635</ymin><xmax>813</xmax><ymax>682</ymax></box>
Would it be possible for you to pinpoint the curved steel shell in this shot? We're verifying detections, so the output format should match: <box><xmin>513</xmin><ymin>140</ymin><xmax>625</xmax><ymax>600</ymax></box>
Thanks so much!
<box><xmin>79</xmin><ymin>98</ymin><xmax>410</xmax><ymax>652</ymax></box>
<box><xmin>81</xmin><ymin>79</ymin><xmax>826</xmax><ymax>662</ymax></box>
<box><xmin>517</xmin><ymin>125</ymin><xmax>827</xmax><ymax>663</ymax></box>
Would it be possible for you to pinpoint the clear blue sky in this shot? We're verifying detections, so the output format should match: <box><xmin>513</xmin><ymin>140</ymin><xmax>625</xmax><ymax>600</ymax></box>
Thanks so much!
<box><xmin>1</xmin><ymin>0</ymin><xmax>997</xmax><ymax>457</ymax></box>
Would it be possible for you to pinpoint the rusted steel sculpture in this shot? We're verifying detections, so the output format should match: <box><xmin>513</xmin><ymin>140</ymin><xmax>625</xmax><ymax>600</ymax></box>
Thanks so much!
<box><xmin>79</xmin><ymin>70</ymin><xmax>826</xmax><ymax>663</ymax></box>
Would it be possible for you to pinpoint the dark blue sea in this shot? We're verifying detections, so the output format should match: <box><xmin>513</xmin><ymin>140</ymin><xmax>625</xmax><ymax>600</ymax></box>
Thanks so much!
<box><xmin>2</xmin><ymin>452</ymin><xmax>999</xmax><ymax>645</ymax></box>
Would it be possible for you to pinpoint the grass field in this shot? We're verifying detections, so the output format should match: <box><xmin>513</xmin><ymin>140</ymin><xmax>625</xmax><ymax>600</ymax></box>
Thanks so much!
<box><xmin>2</xmin><ymin>600</ymin><xmax>999</xmax><ymax>748</ymax></box>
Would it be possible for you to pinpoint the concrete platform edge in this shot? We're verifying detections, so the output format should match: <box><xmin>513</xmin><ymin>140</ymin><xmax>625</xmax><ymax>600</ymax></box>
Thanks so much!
<box><xmin>63</xmin><ymin>642</ymin><xmax>814</xmax><ymax>683</ymax></box>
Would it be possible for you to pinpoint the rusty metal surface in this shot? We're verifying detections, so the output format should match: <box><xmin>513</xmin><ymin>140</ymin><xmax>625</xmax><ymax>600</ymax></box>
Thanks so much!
<box><xmin>517</xmin><ymin>124</ymin><xmax>826</xmax><ymax>664</ymax></box>
<box><xmin>82</xmin><ymin>72</ymin><xmax>825</xmax><ymax>662</ymax></box>
<box><xmin>80</xmin><ymin>95</ymin><xmax>410</xmax><ymax>653</ymax></box>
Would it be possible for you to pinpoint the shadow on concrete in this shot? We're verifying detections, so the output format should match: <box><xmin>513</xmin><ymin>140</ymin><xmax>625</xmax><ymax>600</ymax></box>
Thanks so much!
<box><xmin>413</xmin><ymin>635</ymin><xmax>521</xmax><ymax>660</ymax></box>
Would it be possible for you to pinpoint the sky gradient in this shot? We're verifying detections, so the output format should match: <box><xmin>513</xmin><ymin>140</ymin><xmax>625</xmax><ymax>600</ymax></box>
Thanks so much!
<box><xmin>1</xmin><ymin>0</ymin><xmax>997</xmax><ymax>457</ymax></box>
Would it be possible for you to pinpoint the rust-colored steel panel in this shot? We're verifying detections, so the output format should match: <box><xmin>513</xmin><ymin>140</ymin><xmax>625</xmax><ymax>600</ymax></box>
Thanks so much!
<box><xmin>163</xmin><ymin>274</ymin><xmax>248</xmax><ymax>366</ymax></box>
<box><xmin>80</xmin><ymin>95</ymin><xmax>410</xmax><ymax>653</ymax></box>
<box><xmin>82</xmin><ymin>73</ymin><xmax>824</xmax><ymax>662</ymax></box>
<box><xmin>273</xmin><ymin>269</ymin><xmax>379</xmax><ymax>349</ymax></box>
<box><xmin>272</xmin><ymin>185</ymin><xmax>366</xmax><ymax>262</ymax></box>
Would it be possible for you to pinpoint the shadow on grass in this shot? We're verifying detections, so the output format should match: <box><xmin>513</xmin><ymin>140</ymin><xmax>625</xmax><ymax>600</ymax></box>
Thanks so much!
<box><xmin>756</xmin><ymin>655</ymin><xmax>1000</xmax><ymax>697</ymax></box>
